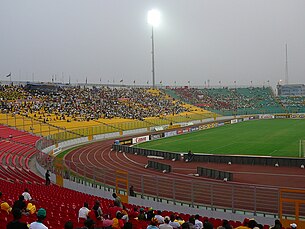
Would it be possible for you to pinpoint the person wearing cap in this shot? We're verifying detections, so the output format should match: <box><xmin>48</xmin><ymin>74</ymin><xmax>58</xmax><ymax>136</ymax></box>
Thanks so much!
<box><xmin>29</xmin><ymin>208</ymin><xmax>48</xmax><ymax>229</ymax></box>
<box><xmin>159</xmin><ymin>216</ymin><xmax>173</xmax><ymax>229</ymax></box>
<box><xmin>6</xmin><ymin>208</ymin><xmax>28</xmax><ymax>229</ymax></box>
<box><xmin>155</xmin><ymin>210</ymin><xmax>165</xmax><ymax>224</ymax></box>
<box><xmin>147</xmin><ymin>217</ymin><xmax>159</xmax><ymax>229</ymax></box>
<box><xmin>138</xmin><ymin>208</ymin><xmax>147</xmax><ymax>221</ymax></box>
<box><xmin>290</xmin><ymin>223</ymin><xmax>297</xmax><ymax>229</ymax></box>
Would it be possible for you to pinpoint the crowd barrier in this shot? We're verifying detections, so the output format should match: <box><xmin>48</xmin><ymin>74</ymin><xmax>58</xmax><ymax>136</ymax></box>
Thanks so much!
<box><xmin>197</xmin><ymin>167</ymin><xmax>233</xmax><ymax>181</ymax></box>
<box><xmin>114</xmin><ymin>144</ymin><xmax>181</xmax><ymax>161</ymax></box>
<box><xmin>191</xmin><ymin>154</ymin><xmax>305</xmax><ymax>167</ymax></box>
<box><xmin>112</xmin><ymin>145</ymin><xmax>305</xmax><ymax>168</ymax></box>
<box><xmin>147</xmin><ymin>160</ymin><xmax>172</xmax><ymax>173</ymax></box>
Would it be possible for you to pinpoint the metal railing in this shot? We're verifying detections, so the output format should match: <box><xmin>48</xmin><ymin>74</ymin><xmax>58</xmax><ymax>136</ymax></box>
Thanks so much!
<box><xmin>36</xmin><ymin>150</ymin><xmax>280</xmax><ymax>215</ymax></box>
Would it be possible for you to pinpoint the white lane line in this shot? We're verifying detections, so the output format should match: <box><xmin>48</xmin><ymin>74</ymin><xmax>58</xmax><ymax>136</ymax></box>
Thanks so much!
<box><xmin>122</xmin><ymin>152</ymin><xmax>147</xmax><ymax>166</ymax></box>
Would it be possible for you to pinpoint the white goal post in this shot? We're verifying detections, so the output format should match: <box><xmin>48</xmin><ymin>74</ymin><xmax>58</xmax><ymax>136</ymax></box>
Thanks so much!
<box><xmin>299</xmin><ymin>140</ymin><xmax>305</xmax><ymax>158</ymax></box>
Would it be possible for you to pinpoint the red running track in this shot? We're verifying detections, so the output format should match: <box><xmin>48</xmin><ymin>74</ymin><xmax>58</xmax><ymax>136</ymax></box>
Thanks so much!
<box><xmin>64</xmin><ymin>139</ymin><xmax>305</xmax><ymax>213</ymax></box>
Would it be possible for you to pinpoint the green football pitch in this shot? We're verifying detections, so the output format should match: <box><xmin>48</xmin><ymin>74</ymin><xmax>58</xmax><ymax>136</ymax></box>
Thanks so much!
<box><xmin>137</xmin><ymin>119</ymin><xmax>305</xmax><ymax>157</ymax></box>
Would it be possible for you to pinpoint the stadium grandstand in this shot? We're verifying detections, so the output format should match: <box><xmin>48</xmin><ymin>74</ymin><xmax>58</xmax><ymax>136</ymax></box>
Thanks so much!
<box><xmin>163</xmin><ymin>86</ymin><xmax>287</xmax><ymax>115</ymax></box>
<box><xmin>1</xmin><ymin>82</ymin><xmax>305</xmax><ymax>229</ymax></box>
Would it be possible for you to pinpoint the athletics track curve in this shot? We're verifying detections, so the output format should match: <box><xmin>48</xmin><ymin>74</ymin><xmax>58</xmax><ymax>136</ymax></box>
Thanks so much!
<box><xmin>62</xmin><ymin>136</ymin><xmax>305</xmax><ymax>213</ymax></box>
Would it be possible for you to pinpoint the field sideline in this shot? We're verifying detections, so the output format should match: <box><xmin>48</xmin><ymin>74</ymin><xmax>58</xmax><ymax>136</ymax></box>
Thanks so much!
<box><xmin>137</xmin><ymin>119</ymin><xmax>305</xmax><ymax>157</ymax></box>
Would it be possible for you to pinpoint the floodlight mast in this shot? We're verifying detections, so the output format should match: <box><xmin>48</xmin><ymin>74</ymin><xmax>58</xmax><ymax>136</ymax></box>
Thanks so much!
<box><xmin>147</xmin><ymin>9</ymin><xmax>160</xmax><ymax>88</ymax></box>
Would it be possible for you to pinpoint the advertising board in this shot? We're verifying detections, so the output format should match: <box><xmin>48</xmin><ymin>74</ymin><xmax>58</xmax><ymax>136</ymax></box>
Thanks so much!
<box><xmin>291</xmin><ymin>114</ymin><xmax>305</xmax><ymax>119</ymax></box>
<box><xmin>119</xmin><ymin>139</ymin><xmax>132</xmax><ymax>145</ymax></box>
<box><xmin>274</xmin><ymin>114</ymin><xmax>290</xmax><ymax>119</ymax></box>
<box><xmin>259</xmin><ymin>114</ymin><xmax>274</xmax><ymax>119</ymax></box>
<box><xmin>190</xmin><ymin>127</ymin><xmax>199</xmax><ymax>132</ymax></box>
<box><xmin>182</xmin><ymin>128</ymin><xmax>189</xmax><ymax>133</ymax></box>
<box><xmin>218</xmin><ymin>122</ymin><xmax>224</xmax><ymax>127</ymax></box>
<box><xmin>164</xmin><ymin>131</ymin><xmax>177</xmax><ymax>138</ymax></box>
<box><xmin>177</xmin><ymin>129</ymin><xmax>183</xmax><ymax>134</ymax></box>
<box><xmin>231</xmin><ymin>119</ymin><xmax>238</xmax><ymax>124</ymax></box>
<box><xmin>151</xmin><ymin>134</ymin><xmax>163</xmax><ymax>140</ymax></box>
<box><xmin>132</xmin><ymin>135</ymin><xmax>150</xmax><ymax>144</ymax></box>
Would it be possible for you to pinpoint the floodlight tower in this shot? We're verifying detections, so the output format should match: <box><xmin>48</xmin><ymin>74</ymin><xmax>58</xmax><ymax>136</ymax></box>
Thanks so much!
<box><xmin>147</xmin><ymin>9</ymin><xmax>160</xmax><ymax>88</ymax></box>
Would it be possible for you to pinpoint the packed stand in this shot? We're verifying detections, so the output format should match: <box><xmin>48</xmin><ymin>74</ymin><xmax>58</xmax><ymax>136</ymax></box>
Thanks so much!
<box><xmin>164</xmin><ymin>87</ymin><xmax>284</xmax><ymax>115</ymax></box>
<box><xmin>278</xmin><ymin>96</ymin><xmax>305</xmax><ymax>113</ymax></box>
<box><xmin>0</xmin><ymin>85</ymin><xmax>189</xmax><ymax>121</ymax></box>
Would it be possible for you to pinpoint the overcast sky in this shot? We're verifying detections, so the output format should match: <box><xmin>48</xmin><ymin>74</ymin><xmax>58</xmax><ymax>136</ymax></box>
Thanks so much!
<box><xmin>1</xmin><ymin>0</ymin><xmax>305</xmax><ymax>87</ymax></box>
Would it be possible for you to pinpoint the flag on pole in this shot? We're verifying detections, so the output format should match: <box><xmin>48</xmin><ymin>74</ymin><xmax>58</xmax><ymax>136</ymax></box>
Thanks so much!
<box><xmin>6</xmin><ymin>73</ymin><xmax>11</xmax><ymax>77</ymax></box>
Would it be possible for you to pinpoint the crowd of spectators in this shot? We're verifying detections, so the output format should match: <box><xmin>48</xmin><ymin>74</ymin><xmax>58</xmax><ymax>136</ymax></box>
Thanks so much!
<box><xmin>278</xmin><ymin>96</ymin><xmax>305</xmax><ymax>112</ymax></box>
<box><xmin>166</xmin><ymin>87</ymin><xmax>283</xmax><ymax>113</ymax></box>
<box><xmin>2</xmin><ymin>84</ymin><xmax>305</xmax><ymax>123</ymax></box>
<box><xmin>0</xmin><ymin>85</ymin><xmax>189</xmax><ymax>121</ymax></box>
<box><xmin>1</xmin><ymin>188</ymin><xmax>297</xmax><ymax>229</ymax></box>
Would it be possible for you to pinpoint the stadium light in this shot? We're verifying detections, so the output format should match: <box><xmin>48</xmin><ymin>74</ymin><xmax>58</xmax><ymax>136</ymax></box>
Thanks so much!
<box><xmin>147</xmin><ymin>9</ymin><xmax>161</xmax><ymax>27</ymax></box>
<box><xmin>147</xmin><ymin>9</ymin><xmax>160</xmax><ymax>88</ymax></box>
